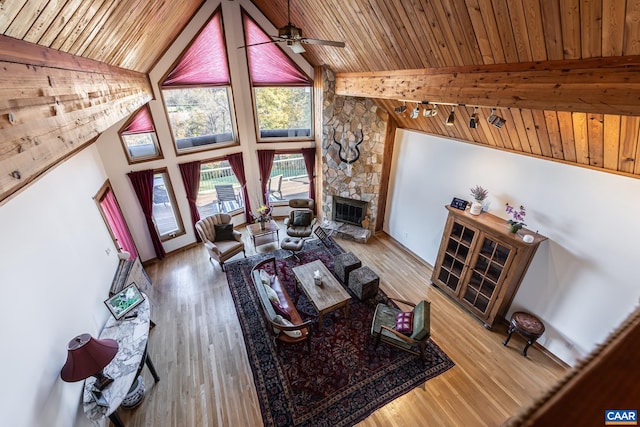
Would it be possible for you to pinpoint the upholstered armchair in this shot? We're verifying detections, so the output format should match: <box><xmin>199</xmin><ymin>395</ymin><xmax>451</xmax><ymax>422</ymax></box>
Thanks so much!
<box><xmin>195</xmin><ymin>214</ymin><xmax>245</xmax><ymax>271</ymax></box>
<box><xmin>284</xmin><ymin>198</ymin><xmax>316</xmax><ymax>238</ymax></box>
<box><xmin>371</xmin><ymin>298</ymin><xmax>431</xmax><ymax>359</ymax></box>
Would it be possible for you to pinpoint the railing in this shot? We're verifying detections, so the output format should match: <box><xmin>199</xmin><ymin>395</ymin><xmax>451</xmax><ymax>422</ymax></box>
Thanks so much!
<box><xmin>198</xmin><ymin>156</ymin><xmax>308</xmax><ymax>194</ymax></box>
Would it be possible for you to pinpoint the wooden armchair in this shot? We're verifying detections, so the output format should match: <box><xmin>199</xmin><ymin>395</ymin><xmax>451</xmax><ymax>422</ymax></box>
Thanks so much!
<box><xmin>371</xmin><ymin>297</ymin><xmax>431</xmax><ymax>359</ymax></box>
<box><xmin>195</xmin><ymin>214</ymin><xmax>245</xmax><ymax>271</ymax></box>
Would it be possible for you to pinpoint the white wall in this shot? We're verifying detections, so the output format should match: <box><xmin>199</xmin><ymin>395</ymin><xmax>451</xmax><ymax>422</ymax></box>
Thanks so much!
<box><xmin>0</xmin><ymin>146</ymin><xmax>121</xmax><ymax>427</ymax></box>
<box><xmin>97</xmin><ymin>0</ymin><xmax>316</xmax><ymax>261</ymax></box>
<box><xmin>385</xmin><ymin>129</ymin><xmax>640</xmax><ymax>366</ymax></box>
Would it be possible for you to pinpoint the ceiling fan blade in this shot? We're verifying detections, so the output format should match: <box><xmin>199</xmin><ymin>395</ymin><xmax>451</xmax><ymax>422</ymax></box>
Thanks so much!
<box><xmin>238</xmin><ymin>39</ymin><xmax>282</xmax><ymax>49</ymax></box>
<box><xmin>301</xmin><ymin>38</ymin><xmax>346</xmax><ymax>48</ymax></box>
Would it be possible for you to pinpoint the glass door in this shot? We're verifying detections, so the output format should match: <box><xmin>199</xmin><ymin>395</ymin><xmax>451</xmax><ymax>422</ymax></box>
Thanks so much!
<box><xmin>436</xmin><ymin>221</ymin><xmax>476</xmax><ymax>295</ymax></box>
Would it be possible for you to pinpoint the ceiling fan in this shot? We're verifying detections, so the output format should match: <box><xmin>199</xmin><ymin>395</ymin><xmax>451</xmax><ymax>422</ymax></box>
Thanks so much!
<box><xmin>241</xmin><ymin>0</ymin><xmax>346</xmax><ymax>53</ymax></box>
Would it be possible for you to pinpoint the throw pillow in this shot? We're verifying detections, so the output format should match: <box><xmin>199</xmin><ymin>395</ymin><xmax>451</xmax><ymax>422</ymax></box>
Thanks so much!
<box><xmin>271</xmin><ymin>300</ymin><xmax>291</xmax><ymax>321</ymax></box>
<box><xmin>292</xmin><ymin>210</ymin><xmax>312</xmax><ymax>226</ymax></box>
<box><xmin>259</xmin><ymin>269</ymin><xmax>273</xmax><ymax>286</ymax></box>
<box><xmin>273</xmin><ymin>315</ymin><xmax>302</xmax><ymax>338</ymax></box>
<box><xmin>395</xmin><ymin>311</ymin><xmax>414</xmax><ymax>335</ymax></box>
<box><xmin>214</xmin><ymin>223</ymin><xmax>234</xmax><ymax>241</ymax></box>
<box><xmin>263</xmin><ymin>284</ymin><xmax>279</xmax><ymax>305</ymax></box>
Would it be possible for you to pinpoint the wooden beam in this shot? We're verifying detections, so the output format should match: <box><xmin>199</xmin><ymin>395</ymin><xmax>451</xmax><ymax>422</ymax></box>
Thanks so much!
<box><xmin>335</xmin><ymin>56</ymin><xmax>640</xmax><ymax>116</ymax></box>
<box><xmin>0</xmin><ymin>35</ymin><xmax>152</xmax><ymax>204</ymax></box>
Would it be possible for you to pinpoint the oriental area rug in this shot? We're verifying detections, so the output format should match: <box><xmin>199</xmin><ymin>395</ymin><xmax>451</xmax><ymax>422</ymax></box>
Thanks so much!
<box><xmin>225</xmin><ymin>237</ymin><xmax>454</xmax><ymax>427</ymax></box>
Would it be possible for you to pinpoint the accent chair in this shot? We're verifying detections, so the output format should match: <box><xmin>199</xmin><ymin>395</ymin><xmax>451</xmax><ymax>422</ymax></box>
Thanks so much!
<box><xmin>284</xmin><ymin>198</ymin><xmax>316</xmax><ymax>238</ymax></box>
<box><xmin>371</xmin><ymin>298</ymin><xmax>431</xmax><ymax>360</ymax></box>
<box><xmin>195</xmin><ymin>214</ymin><xmax>245</xmax><ymax>271</ymax></box>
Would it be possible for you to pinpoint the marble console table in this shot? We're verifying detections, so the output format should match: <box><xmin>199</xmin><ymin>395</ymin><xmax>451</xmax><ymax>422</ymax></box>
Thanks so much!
<box><xmin>82</xmin><ymin>296</ymin><xmax>159</xmax><ymax>427</ymax></box>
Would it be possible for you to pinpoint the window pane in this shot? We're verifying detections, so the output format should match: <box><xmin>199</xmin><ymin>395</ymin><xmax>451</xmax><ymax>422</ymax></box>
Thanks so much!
<box><xmin>152</xmin><ymin>173</ymin><xmax>183</xmax><ymax>239</ymax></box>
<box><xmin>163</xmin><ymin>87</ymin><xmax>235</xmax><ymax>152</ymax></box>
<box><xmin>255</xmin><ymin>87</ymin><xmax>312</xmax><ymax>140</ymax></box>
<box><xmin>197</xmin><ymin>161</ymin><xmax>244</xmax><ymax>217</ymax></box>
<box><xmin>122</xmin><ymin>133</ymin><xmax>160</xmax><ymax>160</ymax></box>
<box><xmin>269</xmin><ymin>154</ymin><xmax>309</xmax><ymax>202</ymax></box>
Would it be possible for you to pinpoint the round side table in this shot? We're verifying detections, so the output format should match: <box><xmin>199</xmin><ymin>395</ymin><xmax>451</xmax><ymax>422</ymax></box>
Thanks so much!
<box><xmin>502</xmin><ymin>311</ymin><xmax>545</xmax><ymax>357</ymax></box>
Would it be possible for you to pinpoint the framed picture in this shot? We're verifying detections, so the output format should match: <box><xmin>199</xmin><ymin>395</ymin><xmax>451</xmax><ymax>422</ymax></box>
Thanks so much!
<box><xmin>450</xmin><ymin>197</ymin><xmax>469</xmax><ymax>211</ymax></box>
<box><xmin>104</xmin><ymin>282</ymin><xmax>145</xmax><ymax>320</ymax></box>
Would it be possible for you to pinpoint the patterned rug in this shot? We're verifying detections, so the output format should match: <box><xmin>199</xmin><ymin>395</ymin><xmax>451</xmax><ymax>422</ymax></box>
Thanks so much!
<box><xmin>225</xmin><ymin>237</ymin><xmax>454</xmax><ymax>427</ymax></box>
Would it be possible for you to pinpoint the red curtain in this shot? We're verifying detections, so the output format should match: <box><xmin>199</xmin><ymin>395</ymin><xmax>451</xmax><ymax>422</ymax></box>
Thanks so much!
<box><xmin>121</xmin><ymin>105</ymin><xmax>155</xmax><ymax>135</ymax></box>
<box><xmin>226</xmin><ymin>153</ymin><xmax>252</xmax><ymax>222</ymax></box>
<box><xmin>257</xmin><ymin>150</ymin><xmax>275</xmax><ymax>206</ymax></box>
<box><xmin>242</xmin><ymin>9</ymin><xmax>312</xmax><ymax>86</ymax></box>
<box><xmin>301</xmin><ymin>147</ymin><xmax>317</xmax><ymax>213</ymax></box>
<box><xmin>162</xmin><ymin>7</ymin><xmax>229</xmax><ymax>87</ymax></box>
<box><xmin>99</xmin><ymin>189</ymin><xmax>139</xmax><ymax>260</ymax></box>
<box><xmin>178</xmin><ymin>161</ymin><xmax>202</xmax><ymax>242</ymax></box>
<box><xmin>127</xmin><ymin>170</ymin><xmax>166</xmax><ymax>260</ymax></box>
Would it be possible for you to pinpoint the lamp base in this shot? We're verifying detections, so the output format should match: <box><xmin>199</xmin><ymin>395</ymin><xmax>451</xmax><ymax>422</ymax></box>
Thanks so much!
<box><xmin>93</xmin><ymin>371</ymin><xmax>114</xmax><ymax>390</ymax></box>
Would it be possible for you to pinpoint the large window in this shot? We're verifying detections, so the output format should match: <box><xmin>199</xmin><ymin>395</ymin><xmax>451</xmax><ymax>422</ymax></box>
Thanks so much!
<box><xmin>268</xmin><ymin>154</ymin><xmax>309</xmax><ymax>202</ymax></box>
<box><xmin>197</xmin><ymin>160</ymin><xmax>244</xmax><ymax>217</ymax></box>
<box><xmin>152</xmin><ymin>171</ymin><xmax>184</xmax><ymax>240</ymax></box>
<box><xmin>163</xmin><ymin>87</ymin><xmax>235</xmax><ymax>151</ymax></box>
<box><xmin>160</xmin><ymin>7</ymin><xmax>236</xmax><ymax>154</ymax></box>
<box><xmin>254</xmin><ymin>87</ymin><xmax>311</xmax><ymax>139</ymax></box>
<box><xmin>242</xmin><ymin>9</ymin><xmax>313</xmax><ymax>142</ymax></box>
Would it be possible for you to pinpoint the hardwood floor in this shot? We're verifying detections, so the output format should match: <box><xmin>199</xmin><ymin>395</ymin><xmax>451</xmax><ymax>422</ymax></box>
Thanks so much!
<box><xmin>120</xmin><ymin>222</ymin><xmax>567</xmax><ymax>427</ymax></box>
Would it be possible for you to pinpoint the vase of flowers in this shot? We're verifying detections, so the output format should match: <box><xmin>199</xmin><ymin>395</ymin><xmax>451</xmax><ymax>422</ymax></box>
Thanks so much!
<box><xmin>469</xmin><ymin>185</ymin><xmax>488</xmax><ymax>215</ymax></box>
<box><xmin>505</xmin><ymin>203</ymin><xmax>526</xmax><ymax>233</ymax></box>
<box><xmin>255</xmin><ymin>205</ymin><xmax>271</xmax><ymax>230</ymax></box>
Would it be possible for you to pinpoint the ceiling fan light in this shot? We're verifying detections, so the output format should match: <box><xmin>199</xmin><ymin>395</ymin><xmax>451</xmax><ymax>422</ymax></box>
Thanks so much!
<box><xmin>289</xmin><ymin>41</ymin><xmax>306</xmax><ymax>53</ymax></box>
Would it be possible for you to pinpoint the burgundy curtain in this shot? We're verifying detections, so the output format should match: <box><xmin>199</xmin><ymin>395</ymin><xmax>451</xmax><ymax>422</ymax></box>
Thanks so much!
<box><xmin>178</xmin><ymin>161</ymin><xmax>202</xmax><ymax>242</ymax></box>
<box><xmin>99</xmin><ymin>189</ymin><xmax>139</xmax><ymax>260</ymax></box>
<box><xmin>257</xmin><ymin>150</ymin><xmax>275</xmax><ymax>206</ymax></box>
<box><xmin>127</xmin><ymin>170</ymin><xmax>166</xmax><ymax>260</ymax></box>
<box><xmin>242</xmin><ymin>10</ymin><xmax>312</xmax><ymax>86</ymax></box>
<box><xmin>301</xmin><ymin>147</ymin><xmax>317</xmax><ymax>213</ymax></box>
<box><xmin>162</xmin><ymin>8</ymin><xmax>229</xmax><ymax>87</ymax></box>
<box><xmin>226</xmin><ymin>153</ymin><xmax>252</xmax><ymax>222</ymax></box>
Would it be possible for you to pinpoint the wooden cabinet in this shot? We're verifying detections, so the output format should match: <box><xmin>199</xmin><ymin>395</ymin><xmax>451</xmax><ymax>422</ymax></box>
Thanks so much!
<box><xmin>431</xmin><ymin>206</ymin><xmax>547</xmax><ymax>329</ymax></box>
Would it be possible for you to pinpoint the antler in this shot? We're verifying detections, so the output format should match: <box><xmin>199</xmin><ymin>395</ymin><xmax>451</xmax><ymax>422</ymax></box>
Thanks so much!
<box><xmin>333</xmin><ymin>129</ymin><xmax>363</xmax><ymax>165</ymax></box>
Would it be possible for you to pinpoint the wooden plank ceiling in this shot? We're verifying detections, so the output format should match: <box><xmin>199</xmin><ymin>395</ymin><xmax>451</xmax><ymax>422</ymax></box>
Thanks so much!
<box><xmin>1</xmin><ymin>0</ymin><xmax>640</xmax><ymax>178</ymax></box>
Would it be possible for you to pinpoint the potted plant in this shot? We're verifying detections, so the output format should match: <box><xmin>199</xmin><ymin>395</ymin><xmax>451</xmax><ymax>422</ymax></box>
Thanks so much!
<box><xmin>469</xmin><ymin>185</ymin><xmax>488</xmax><ymax>215</ymax></box>
<box><xmin>505</xmin><ymin>203</ymin><xmax>526</xmax><ymax>233</ymax></box>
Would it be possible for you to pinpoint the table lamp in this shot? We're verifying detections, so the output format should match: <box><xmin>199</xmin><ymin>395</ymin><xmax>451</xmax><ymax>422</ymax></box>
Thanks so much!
<box><xmin>60</xmin><ymin>333</ymin><xmax>119</xmax><ymax>390</ymax></box>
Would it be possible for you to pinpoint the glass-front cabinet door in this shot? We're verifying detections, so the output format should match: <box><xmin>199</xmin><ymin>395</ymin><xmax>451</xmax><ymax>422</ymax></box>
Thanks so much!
<box><xmin>435</xmin><ymin>220</ymin><xmax>476</xmax><ymax>296</ymax></box>
<box><xmin>461</xmin><ymin>235</ymin><xmax>514</xmax><ymax>317</ymax></box>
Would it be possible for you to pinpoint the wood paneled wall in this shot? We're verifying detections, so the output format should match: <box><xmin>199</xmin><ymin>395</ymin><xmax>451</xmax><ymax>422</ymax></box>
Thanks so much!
<box><xmin>0</xmin><ymin>36</ymin><xmax>153</xmax><ymax>204</ymax></box>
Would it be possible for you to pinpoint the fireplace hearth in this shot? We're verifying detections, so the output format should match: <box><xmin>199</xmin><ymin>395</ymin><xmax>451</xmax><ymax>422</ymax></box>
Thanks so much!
<box><xmin>332</xmin><ymin>196</ymin><xmax>368</xmax><ymax>226</ymax></box>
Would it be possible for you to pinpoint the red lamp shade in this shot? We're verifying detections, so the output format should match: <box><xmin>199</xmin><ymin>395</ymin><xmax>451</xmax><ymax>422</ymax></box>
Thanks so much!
<box><xmin>60</xmin><ymin>333</ymin><xmax>119</xmax><ymax>385</ymax></box>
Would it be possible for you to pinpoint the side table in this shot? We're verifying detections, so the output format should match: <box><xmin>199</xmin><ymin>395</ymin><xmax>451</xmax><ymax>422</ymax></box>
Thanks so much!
<box><xmin>502</xmin><ymin>311</ymin><xmax>546</xmax><ymax>357</ymax></box>
<box><xmin>246</xmin><ymin>219</ymin><xmax>279</xmax><ymax>248</ymax></box>
<box><xmin>83</xmin><ymin>297</ymin><xmax>159</xmax><ymax>427</ymax></box>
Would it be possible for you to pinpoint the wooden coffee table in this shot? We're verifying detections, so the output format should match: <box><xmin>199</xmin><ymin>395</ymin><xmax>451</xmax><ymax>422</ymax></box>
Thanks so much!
<box><xmin>292</xmin><ymin>260</ymin><xmax>351</xmax><ymax>330</ymax></box>
<box><xmin>246</xmin><ymin>220</ymin><xmax>279</xmax><ymax>248</ymax></box>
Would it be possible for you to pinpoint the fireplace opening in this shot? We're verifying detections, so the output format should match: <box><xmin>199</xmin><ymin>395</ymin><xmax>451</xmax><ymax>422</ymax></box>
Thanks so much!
<box><xmin>332</xmin><ymin>196</ymin><xmax>368</xmax><ymax>226</ymax></box>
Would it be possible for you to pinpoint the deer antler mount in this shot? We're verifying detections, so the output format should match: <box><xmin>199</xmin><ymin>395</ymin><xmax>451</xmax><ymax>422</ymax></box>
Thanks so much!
<box><xmin>332</xmin><ymin>128</ymin><xmax>363</xmax><ymax>165</ymax></box>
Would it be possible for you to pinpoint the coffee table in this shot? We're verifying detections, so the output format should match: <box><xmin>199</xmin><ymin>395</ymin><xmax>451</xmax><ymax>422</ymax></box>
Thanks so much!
<box><xmin>292</xmin><ymin>260</ymin><xmax>351</xmax><ymax>330</ymax></box>
<box><xmin>246</xmin><ymin>220</ymin><xmax>279</xmax><ymax>248</ymax></box>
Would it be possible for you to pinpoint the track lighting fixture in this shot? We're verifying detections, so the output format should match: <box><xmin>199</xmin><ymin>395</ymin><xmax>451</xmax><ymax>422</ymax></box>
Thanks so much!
<box><xmin>469</xmin><ymin>106</ymin><xmax>479</xmax><ymax>129</ymax></box>
<box><xmin>446</xmin><ymin>106</ymin><xmax>455</xmax><ymax>126</ymax></box>
<box><xmin>394</xmin><ymin>101</ymin><xmax>407</xmax><ymax>114</ymax></box>
<box><xmin>487</xmin><ymin>108</ymin><xmax>506</xmax><ymax>128</ymax></box>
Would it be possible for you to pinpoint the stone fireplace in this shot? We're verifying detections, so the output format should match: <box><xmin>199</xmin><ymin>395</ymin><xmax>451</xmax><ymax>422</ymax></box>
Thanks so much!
<box><xmin>320</xmin><ymin>66</ymin><xmax>392</xmax><ymax>243</ymax></box>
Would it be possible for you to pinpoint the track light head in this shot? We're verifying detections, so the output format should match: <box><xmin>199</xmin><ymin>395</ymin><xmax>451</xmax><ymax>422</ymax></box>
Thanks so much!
<box><xmin>487</xmin><ymin>108</ymin><xmax>506</xmax><ymax>128</ymax></box>
<box><xmin>446</xmin><ymin>106</ymin><xmax>455</xmax><ymax>126</ymax></box>
<box><xmin>423</xmin><ymin>104</ymin><xmax>438</xmax><ymax>117</ymax></box>
<box><xmin>410</xmin><ymin>103</ymin><xmax>420</xmax><ymax>119</ymax></box>
<box><xmin>394</xmin><ymin>101</ymin><xmax>407</xmax><ymax>114</ymax></box>
<box><xmin>469</xmin><ymin>106</ymin><xmax>479</xmax><ymax>128</ymax></box>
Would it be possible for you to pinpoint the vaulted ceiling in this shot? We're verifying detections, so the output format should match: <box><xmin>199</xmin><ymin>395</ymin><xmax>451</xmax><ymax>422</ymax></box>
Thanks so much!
<box><xmin>2</xmin><ymin>0</ymin><xmax>640</xmax><ymax>204</ymax></box>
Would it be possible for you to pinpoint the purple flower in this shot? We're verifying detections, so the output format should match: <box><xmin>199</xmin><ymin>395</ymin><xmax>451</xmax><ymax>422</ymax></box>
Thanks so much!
<box><xmin>505</xmin><ymin>203</ymin><xmax>526</xmax><ymax>225</ymax></box>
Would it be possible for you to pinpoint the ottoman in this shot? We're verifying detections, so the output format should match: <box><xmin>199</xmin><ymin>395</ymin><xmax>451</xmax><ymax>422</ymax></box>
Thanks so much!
<box><xmin>281</xmin><ymin>237</ymin><xmax>304</xmax><ymax>260</ymax></box>
<box><xmin>502</xmin><ymin>311</ymin><xmax>545</xmax><ymax>357</ymax></box>
<box><xmin>348</xmin><ymin>266</ymin><xmax>380</xmax><ymax>301</ymax></box>
<box><xmin>334</xmin><ymin>252</ymin><xmax>362</xmax><ymax>285</ymax></box>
